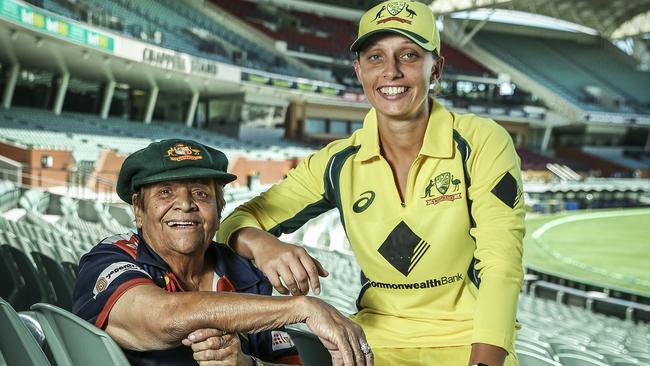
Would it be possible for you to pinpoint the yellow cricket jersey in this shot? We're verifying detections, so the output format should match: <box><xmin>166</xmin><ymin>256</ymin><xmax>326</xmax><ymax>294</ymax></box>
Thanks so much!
<box><xmin>218</xmin><ymin>101</ymin><xmax>525</xmax><ymax>351</ymax></box>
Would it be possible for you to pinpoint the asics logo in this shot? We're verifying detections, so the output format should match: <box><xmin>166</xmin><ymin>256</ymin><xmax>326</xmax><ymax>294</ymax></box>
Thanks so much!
<box><xmin>353</xmin><ymin>191</ymin><xmax>375</xmax><ymax>213</ymax></box>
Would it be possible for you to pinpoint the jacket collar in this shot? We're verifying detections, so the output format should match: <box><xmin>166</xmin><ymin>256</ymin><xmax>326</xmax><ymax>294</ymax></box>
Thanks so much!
<box><xmin>135</xmin><ymin>232</ymin><xmax>262</xmax><ymax>291</ymax></box>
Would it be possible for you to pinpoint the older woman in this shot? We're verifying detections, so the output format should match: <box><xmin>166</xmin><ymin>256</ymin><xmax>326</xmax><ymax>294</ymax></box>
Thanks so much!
<box><xmin>218</xmin><ymin>1</ymin><xmax>525</xmax><ymax>365</ymax></box>
<box><xmin>72</xmin><ymin>139</ymin><xmax>373</xmax><ymax>366</ymax></box>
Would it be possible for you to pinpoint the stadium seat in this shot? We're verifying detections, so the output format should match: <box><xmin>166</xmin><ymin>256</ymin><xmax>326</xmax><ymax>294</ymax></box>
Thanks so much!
<box><xmin>31</xmin><ymin>251</ymin><xmax>74</xmax><ymax>311</ymax></box>
<box><xmin>60</xmin><ymin>261</ymin><xmax>79</xmax><ymax>283</ymax></box>
<box><xmin>0</xmin><ymin>245</ymin><xmax>52</xmax><ymax>311</ymax></box>
<box><xmin>0</xmin><ymin>298</ymin><xmax>51</xmax><ymax>365</ymax></box>
<box><xmin>285</xmin><ymin>327</ymin><xmax>332</xmax><ymax>366</ymax></box>
<box><xmin>557</xmin><ymin>353</ymin><xmax>610</xmax><ymax>366</ymax></box>
<box><xmin>515</xmin><ymin>340</ymin><xmax>554</xmax><ymax>359</ymax></box>
<box><xmin>516</xmin><ymin>349</ymin><xmax>561</xmax><ymax>365</ymax></box>
<box><xmin>612</xmin><ymin>361</ymin><xmax>641</xmax><ymax>366</ymax></box>
<box><xmin>30</xmin><ymin>303</ymin><xmax>130</xmax><ymax>366</ymax></box>
<box><xmin>627</xmin><ymin>352</ymin><xmax>650</xmax><ymax>363</ymax></box>
<box><xmin>17</xmin><ymin>312</ymin><xmax>47</xmax><ymax>351</ymax></box>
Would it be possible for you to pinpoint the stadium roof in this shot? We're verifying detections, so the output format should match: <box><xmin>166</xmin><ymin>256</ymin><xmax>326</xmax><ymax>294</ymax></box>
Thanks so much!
<box><xmin>430</xmin><ymin>0</ymin><xmax>650</xmax><ymax>38</ymax></box>
<box><xmin>306</xmin><ymin>0</ymin><xmax>650</xmax><ymax>38</ymax></box>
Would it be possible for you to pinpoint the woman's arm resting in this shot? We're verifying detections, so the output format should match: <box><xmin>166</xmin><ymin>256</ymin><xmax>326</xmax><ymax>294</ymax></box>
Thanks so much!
<box><xmin>469</xmin><ymin>343</ymin><xmax>507</xmax><ymax>366</ymax></box>
<box><xmin>230</xmin><ymin>227</ymin><xmax>329</xmax><ymax>296</ymax></box>
<box><xmin>105</xmin><ymin>284</ymin><xmax>370</xmax><ymax>365</ymax></box>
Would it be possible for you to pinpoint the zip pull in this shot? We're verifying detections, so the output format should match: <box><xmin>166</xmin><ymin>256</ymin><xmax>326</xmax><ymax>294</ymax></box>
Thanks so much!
<box><xmin>401</xmin><ymin>202</ymin><xmax>406</xmax><ymax>208</ymax></box>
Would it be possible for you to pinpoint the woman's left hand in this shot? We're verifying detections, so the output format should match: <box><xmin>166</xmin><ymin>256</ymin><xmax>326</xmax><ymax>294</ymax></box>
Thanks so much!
<box><xmin>182</xmin><ymin>328</ymin><xmax>252</xmax><ymax>366</ymax></box>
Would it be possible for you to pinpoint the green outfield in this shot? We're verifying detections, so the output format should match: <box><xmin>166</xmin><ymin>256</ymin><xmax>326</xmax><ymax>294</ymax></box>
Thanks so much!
<box><xmin>523</xmin><ymin>208</ymin><xmax>650</xmax><ymax>296</ymax></box>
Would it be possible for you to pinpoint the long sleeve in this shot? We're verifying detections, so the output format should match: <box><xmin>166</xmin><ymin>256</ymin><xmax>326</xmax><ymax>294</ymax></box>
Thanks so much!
<box><xmin>466</xmin><ymin>119</ymin><xmax>525</xmax><ymax>350</ymax></box>
<box><xmin>217</xmin><ymin>146</ymin><xmax>337</xmax><ymax>245</ymax></box>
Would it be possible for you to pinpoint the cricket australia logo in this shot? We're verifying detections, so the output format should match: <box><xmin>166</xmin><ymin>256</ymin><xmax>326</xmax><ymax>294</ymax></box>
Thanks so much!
<box><xmin>387</xmin><ymin>1</ymin><xmax>405</xmax><ymax>16</ymax></box>
<box><xmin>166</xmin><ymin>143</ymin><xmax>203</xmax><ymax>162</ymax></box>
<box><xmin>378</xmin><ymin>221</ymin><xmax>430</xmax><ymax>276</ymax></box>
<box><xmin>422</xmin><ymin>172</ymin><xmax>462</xmax><ymax>206</ymax></box>
<box><xmin>375</xmin><ymin>1</ymin><xmax>414</xmax><ymax>25</ymax></box>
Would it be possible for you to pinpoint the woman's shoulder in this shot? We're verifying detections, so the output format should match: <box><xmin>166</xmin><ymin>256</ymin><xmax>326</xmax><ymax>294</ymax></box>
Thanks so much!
<box><xmin>452</xmin><ymin>112</ymin><xmax>512</xmax><ymax>146</ymax></box>
<box><xmin>309</xmin><ymin>131</ymin><xmax>364</xmax><ymax>160</ymax></box>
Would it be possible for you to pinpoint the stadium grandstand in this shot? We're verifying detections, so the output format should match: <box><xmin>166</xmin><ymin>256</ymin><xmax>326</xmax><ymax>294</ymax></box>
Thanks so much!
<box><xmin>1</xmin><ymin>0</ymin><xmax>650</xmax><ymax>364</ymax></box>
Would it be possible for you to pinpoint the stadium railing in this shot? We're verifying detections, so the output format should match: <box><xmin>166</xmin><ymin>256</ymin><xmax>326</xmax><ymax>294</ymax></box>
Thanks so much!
<box><xmin>530</xmin><ymin>280</ymin><xmax>650</xmax><ymax>323</ymax></box>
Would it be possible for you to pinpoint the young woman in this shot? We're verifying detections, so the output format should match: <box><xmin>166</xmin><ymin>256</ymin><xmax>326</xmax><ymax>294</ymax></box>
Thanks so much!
<box><xmin>219</xmin><ymin>1</ymin><xmax>524</xmax><ymax>365</ymax></box>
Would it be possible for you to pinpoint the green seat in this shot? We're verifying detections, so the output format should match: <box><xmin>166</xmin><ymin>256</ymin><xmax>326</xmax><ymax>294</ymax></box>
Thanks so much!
<box><xmin>557</xmin><ymin>353</ymin><xmax>609</xmax><ymax>366</ymax></box>
<box><xmin>285</xmin><ymin>327</ymin><xmax>332</xmax><ymax>366</ymax></box>
<box><xmin>31</xmin><ymin>303</ymin><xmax>129</xmax><ymax>366</ymax></box>
<box><xmin>0</xmin><ymin>245</ymin><xmax>22</xmax><ymax>306</ymax></box>
<box><xmin>31</xmin><ymin>252</ymin><xmax>74</xmax><ymax>311</ymax></box>
<box><xmin>516</xmin><ymin>350</ymin><xmax>561</xmax><ymax>366</ymax></box>
<box><xmin>60</xmin><ymin>261</ymin><xmax>79</xmax><ymax>283</ymax></box>
<box><xmin>612</xmin><ymin>361</ymin><xmax>641</xmax><ymax>366</ymax></box>
<box><xmin>0</xmin><ymin>245</ymin><xmax>51</xmax><ymax>311</ymax></box>
<box><xmin>0</xmin><ymin>298</ymin><xmax>51</xmax><ymax>365</ymax></box>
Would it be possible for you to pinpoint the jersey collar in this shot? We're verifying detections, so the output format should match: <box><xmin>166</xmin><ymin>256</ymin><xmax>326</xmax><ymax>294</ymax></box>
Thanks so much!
<box><xmin>134</xmin><ymin>232</ymin><xmax>265</xmax><ymax>292</ymax></box>
<box><xmin>355</xmin><ymin>100</ymin><xmax>454</xmax><ymax>162</ymax></box>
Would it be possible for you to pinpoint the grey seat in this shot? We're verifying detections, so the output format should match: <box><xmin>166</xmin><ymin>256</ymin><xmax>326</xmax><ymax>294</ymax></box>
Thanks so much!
<box><xmin>31</xmin><ymin>302</ymin><xmax>129</xmax><ymax>366</ymax></box>
<box><xmin>557</xmin><ymin>353</ymin><xmax>610</xmax><ymax>366</ymax></box>
<box><xmin>0</xmin><ymin>245</ymin><xmax>51</xmax><ymax>311</ymax></box>
<box><xmin>31</xmin><ymin>251</ymin><xmax>74</xmax><ymax>311</ymax></box>
<box><xmin>0</xmin><ymin>298</ymin><xmax>51</xmax><ymax>365</ymax></box>
<box><xmin>516</xmin><ymin>349</ymin><xmax>561</xmax><ymax>366</ymax></box>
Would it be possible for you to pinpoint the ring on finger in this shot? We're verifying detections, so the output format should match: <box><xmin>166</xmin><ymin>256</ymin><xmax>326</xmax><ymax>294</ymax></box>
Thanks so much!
<box><xmin>360</xmin><ymin>340</ymin><xmax>372</xmax><ymax>355</ymax></box>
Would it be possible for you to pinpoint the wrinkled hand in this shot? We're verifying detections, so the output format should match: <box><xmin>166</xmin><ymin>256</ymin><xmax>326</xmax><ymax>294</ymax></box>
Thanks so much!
<box><xmin>301</xmin><ymin>297</ymin><xmax>374</xmax><ymax>366</ymax></box>
<box><xmin>235</xmin><ymin>228</ymin><xmax>329</xmax><ymax>296</ymax></box>
<box><xmin>182</xmin><ymin>329</ymin><xmax>251</xmax><ymax>366</ymax></box>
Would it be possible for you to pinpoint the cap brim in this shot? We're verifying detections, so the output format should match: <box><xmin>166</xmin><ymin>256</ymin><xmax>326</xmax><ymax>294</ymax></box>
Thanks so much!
<box><xmin>118</xmin><ymin>167</ymin><xmax>237</xmax><ymax>203</ymax></box>
<box><xmin>350</xmin><ymin>28</ymin><xmax>435</xmax><ymax>53</ymax></box>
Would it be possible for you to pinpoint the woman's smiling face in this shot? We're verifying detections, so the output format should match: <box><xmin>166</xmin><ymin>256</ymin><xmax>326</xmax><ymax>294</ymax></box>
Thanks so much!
<box><xmin>354</xmin><ymin>33</ymin><xmax>443</xmax><ymax>122</ymax></box>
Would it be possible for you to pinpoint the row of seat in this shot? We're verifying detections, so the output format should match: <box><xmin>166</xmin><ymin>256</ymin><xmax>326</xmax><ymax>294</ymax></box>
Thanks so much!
<box><xmin>0</xmin><ymin>241</ymin><xmax>77</xmax><ymax>312</ymax></box>
<box><xmin>1</xmin><ymin>296</ymin><xmax>333</xmax><ymax>366</ymax></box>
<box><xmin>0</xmin><ymin>298</ymin><xmax>129</xmax><ymax>365</ymax></box>
<box><xmin>0</xmin><ymin>107</ymin><xmax>316</xmax><ymax>163</ymax></box>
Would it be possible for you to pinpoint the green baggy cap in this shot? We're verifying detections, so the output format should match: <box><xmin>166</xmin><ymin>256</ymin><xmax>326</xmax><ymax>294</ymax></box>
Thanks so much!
<box><xmin>116</xmin><ymin>139</ymin><xmax>237</xmax><ymax>203</ymax></box>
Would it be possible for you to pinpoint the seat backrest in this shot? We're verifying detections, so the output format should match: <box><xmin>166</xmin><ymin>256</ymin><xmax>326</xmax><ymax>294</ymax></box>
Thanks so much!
<box><xmin>285</xmin><ymin>327</ymin><xmax>332</xmax><ymax>366</ymax></box>
<box><xmin>31</xmin><ymin>252</ymin><xmax>74</xmax><ymax>311</ymax></box>
<box><xmin>31</xmin><ymin>302</ymin><xmax>129</xmax><ymax>366</ymax></box>
<box><xmin>612</xmin><ymin>361</ymin><xmax>640</xmax><ymax>366</ymax></box>
<box><xmin>515</xmin><ymin>349</ymin><xmax>561</xmax><ymax>366</ymax></box>
<box><xmin>0</xmin><ymin>245</ymin><xmax>23</xmax><ymax>306</ymax></box>
<box><xmin>516</xmin><ymin>340</ymin><xmax>553</xmax><ymax>359</ymax></box>
<box><xmin>0</xmin><ymin>298</ymin><xmax>51</xmax><ymax>365</ymax></box>
<box><xmin>557</xmin><ymin>353</ymin><xmax>610</xmax><ymax>366</ymax></box>
<box><xmin>0</xmin><ymin>245</ymin><xmax>51</xmax><ymax>311</ymax></box>
<box><xmin>60</xmin><ymin>261</ymin><xmax>79</xmax><ymax>283</ymax></box>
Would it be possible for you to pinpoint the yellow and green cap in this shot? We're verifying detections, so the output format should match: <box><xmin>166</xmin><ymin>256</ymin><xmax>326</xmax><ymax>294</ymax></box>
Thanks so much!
<box><xmin>350</xmin><ymin>0</ymin><xmax>440</xmax><ymax>54</ymax></box>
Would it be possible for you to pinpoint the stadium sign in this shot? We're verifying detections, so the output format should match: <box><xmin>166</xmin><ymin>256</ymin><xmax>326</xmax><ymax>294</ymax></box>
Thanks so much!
<box><xmin>142</xmin><ymin>47</ymin><xmax>188</xmax><ymax>72</ymax></box>
<box><xmin>0</xmin><ymin>0</ymin><xmax>114</xmax><ymax>52</ymax></box>
<box><xmin>191</xmin><ymin>58</ymin><xmax>219</xmax><ymax>76</ymax></box>
<box><xmin>189</xmin><ymin>57</ymin><xmax>241</xmax><ymax>82</ymax></box>
<box><xmin>242</xmin><ymin>71</ymin><xmax>344</xmax><ymax>96</ymax></box>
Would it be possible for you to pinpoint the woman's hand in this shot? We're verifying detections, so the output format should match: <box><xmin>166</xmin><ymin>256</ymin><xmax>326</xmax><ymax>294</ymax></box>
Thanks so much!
<box><xmin>299</xmin><ymin>297</ymin><xmax>374</xmax><ymax>366</ymax></box>
<box><xmin>231</xmin><ymin>227</ymin><xmax>329</xmax><ymax>296</ymax></box>
<box><xmin>182</xmin><ymin>329</ymin><xmax>252</xmax><ymax>366</ymax></box>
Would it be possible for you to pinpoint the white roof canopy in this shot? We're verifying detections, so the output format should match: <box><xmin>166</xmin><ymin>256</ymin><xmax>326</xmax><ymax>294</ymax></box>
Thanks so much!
<box><xmin>429</xmin><ymin>0</ymin><xmax>650</xmax><ymax>38</ymax></box>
